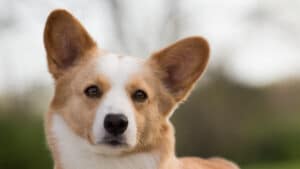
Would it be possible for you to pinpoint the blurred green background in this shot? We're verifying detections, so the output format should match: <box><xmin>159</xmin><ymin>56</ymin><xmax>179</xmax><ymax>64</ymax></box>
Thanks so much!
<box><xmin>1</xmin><ymin>0</ymin><xmax>300</xmax><ymax>169</ymax></box>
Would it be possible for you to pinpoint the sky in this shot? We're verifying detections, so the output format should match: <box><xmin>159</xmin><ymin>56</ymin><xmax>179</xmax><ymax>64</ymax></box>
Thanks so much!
<box><xmin>0</xmin><ymin>0</ymin><xmax>299</xmax><ymax>92</ymax></box>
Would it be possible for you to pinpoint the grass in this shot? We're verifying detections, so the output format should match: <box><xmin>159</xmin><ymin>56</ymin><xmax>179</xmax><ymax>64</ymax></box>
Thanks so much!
<box><xmin>243</xmin><ymin>161</ymin><xmax>300</xmax><ymax>169</ymax></box>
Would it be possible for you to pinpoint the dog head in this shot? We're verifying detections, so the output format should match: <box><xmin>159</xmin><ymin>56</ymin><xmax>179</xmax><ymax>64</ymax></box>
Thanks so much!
<box><xmin>44</xmin><ymin>10</ymin><xmax>209</xmax><ymax>156</ymax></box>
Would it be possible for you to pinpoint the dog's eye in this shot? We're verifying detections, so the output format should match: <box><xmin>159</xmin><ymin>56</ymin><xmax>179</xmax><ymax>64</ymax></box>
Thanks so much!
<box><xmin>84</xmin><ymin>85</ymin><xmax>102</xmax><ymax>98</ymax></box>
<box><xmin>132</xmin><ymin>89</ymin><xmax>148</xmax><ymax>102</ymax></box>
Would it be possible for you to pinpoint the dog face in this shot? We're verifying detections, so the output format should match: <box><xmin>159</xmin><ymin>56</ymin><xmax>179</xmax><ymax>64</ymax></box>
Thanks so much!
<box><xmin>44</xmin><ymin>10</ymin><xmax>209</xmax><ymax>156</ymax></box>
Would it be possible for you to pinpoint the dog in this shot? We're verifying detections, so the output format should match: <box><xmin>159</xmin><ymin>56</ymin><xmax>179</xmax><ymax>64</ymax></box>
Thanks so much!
<box><xmin>43</xmin><ymin>9</ymin><xmax>239</xmax><ymax>169</ymax></box>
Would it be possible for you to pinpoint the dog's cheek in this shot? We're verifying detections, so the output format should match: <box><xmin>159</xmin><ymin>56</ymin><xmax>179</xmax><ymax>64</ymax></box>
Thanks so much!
<box><xmin>62</xmin><ymin>97</ymin><xmax>97</xmax><ymax>141</ymax></box>
<box><xmin>134</xmin><ymin>110</ymin><xmax>146</xmax><ymax>145</ymax></box>
<box><xmin>143</xmin><ymin>103</ymin><xmax>161</xmax><ymax>147</ymax></box>
<box><xmin>61</xmin><ymin>110</ymin><xmax>85</xmax><ymax>138</ymax></box>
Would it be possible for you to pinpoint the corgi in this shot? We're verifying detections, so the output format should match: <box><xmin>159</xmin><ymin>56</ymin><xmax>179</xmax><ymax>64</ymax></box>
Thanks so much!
<box><xmin>44</xmin><ymin>9</ymin><xmax>239</xmax><ymax>169</ymax></box>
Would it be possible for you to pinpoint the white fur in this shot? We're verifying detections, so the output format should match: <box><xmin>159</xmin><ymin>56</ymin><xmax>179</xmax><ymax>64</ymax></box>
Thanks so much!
<box><xmin>92</xmin><ymin>53</ymin><xmax>144</xmax><ymax>153</ymax></box>
<box><xmin>52</xmin><ymin>114</ymin><xmax>159</xmax><ymax>169</ymax></box>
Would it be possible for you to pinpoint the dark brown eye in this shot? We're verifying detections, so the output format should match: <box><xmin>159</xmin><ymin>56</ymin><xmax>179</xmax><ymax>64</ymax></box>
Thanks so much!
<box><xmin>132</xmin><ymin>89</ymin><xmax>148</xmax><ymax>102</ymax></box>
<box><xmin>84</xmin><ymin>85</ymin><xmax>101</xmax><ymax>98</ymax></box>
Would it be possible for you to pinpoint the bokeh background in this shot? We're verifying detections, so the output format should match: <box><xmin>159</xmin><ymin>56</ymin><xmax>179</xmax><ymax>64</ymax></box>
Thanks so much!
<box><xmin>0</xmin><ymin>0</ymin><xmax>300</xmax><ymax>169</ymax></box>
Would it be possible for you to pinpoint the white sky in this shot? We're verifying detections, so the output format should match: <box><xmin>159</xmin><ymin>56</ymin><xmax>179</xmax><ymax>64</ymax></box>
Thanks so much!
<box><xmin>0</xmin><ymin>0</ymin><xmax>299</xmax><ymax>92</ymax></box>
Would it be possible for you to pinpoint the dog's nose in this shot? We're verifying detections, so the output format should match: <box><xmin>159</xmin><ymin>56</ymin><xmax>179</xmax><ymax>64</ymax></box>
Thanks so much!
<box><xmin>104</xmin><ymin>114</ymin><xmax>128</xmax><ymax>136</ymax></box>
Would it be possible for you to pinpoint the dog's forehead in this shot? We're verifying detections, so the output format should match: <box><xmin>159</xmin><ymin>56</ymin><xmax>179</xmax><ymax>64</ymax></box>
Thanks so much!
<box><xmin>96</xmin><ymin>53</ymin><xmax>144</xmax><ymax>85</ymax></box>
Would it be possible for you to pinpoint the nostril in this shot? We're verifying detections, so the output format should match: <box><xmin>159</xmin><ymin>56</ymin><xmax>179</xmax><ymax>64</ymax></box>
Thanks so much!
<box><xmin>119</xmin><ymin>118</ymin><xmax>128</xmax><ymax>128</ymax></box>
<box><xmin>105</xmin><ymin>120</ymin><xmax>114</xmax><ymax>129</ymax></box>
<box><xmin>104</xmin><ymin>114</ymin><xmax>128</xmax><ymax>136</ymax></box>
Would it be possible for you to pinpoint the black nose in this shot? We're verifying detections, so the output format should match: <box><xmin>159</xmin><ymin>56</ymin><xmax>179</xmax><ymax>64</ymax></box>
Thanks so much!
<box><xmin>104</xmin><ymin>114</ymin><xmax>128</xmax><ymax>136</ymax></box>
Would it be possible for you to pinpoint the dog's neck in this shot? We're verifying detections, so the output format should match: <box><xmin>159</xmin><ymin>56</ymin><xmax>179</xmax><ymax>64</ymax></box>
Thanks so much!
<box><xmin>50</xmin><ymin>114</ymin><xmax>176</xmax><ymax>169</ymax></box>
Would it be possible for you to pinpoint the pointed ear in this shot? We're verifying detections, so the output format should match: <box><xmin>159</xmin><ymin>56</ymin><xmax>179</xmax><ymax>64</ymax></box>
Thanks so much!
<box><xmin>44</xmin><ymin>9</ymin><xmax>96</xmax><ymax>79</ymax></box>
<box><xmin>150</xmin><ymin>37</ymin><xmax>209</xmax><ymax>102</ymax></box>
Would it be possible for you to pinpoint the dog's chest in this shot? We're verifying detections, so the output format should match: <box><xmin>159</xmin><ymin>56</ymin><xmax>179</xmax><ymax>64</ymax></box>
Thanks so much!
<box><xmin>60</xmin><ymin>151</ymin><xmax>159</xmax><ymax>169</ymax></box>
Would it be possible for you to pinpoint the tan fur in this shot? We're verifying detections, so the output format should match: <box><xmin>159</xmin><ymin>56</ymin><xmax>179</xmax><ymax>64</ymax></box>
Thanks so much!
<box><xmin>149</xmin><ymin>37</ymin><xmax>210</xmax><ymax>102</ymax></box>
<box><xmin>44</xmin><ymin>9</ymin><xmax>239</xmax><ymax>169</ymax></box>
<box><xmin>44</xmin><ymin>9</ymin><xmax>97</xmax><ymax>79</ymax></box>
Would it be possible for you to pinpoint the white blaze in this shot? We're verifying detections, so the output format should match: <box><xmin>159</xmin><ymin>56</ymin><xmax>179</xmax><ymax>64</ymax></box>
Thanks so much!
<box><xmin>92</xmin><ymin>53</ymin><xmax>144</xmax><ymax>150</ymax></box>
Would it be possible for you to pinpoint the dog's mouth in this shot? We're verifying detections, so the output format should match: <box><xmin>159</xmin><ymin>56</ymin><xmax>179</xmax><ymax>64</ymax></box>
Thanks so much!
<box><xmin>88</xmin><ymin>135</ymin><xmax>132</xmax><ymax>155</ymax></box>
<box><xmin>100</xmin><ymin>136</ymin><xmax>129</xmax><ymax>147</ymax></box>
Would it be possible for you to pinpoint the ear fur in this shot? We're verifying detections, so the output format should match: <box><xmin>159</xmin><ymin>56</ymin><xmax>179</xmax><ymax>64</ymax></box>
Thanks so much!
<box><xmin>44</xmin><ymin>9</ymin><xmax>96</xmax><ymax>79</ymax></box>
<box><xmin>150</xmin><ymin>37</ymin><xmax>209</xmax><ymax>102</ymax></box>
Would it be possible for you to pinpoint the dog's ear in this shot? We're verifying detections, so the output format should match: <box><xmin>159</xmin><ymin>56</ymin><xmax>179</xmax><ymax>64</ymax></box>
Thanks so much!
<box><xmin>44</xmin><ymin>9</ymin><xmax>96</xmax><ymax>79</ymax></box>
<box><xmin>150</xmin><ymin>37</ymin><xmax>209</xmax><ymax>102</ymax></box>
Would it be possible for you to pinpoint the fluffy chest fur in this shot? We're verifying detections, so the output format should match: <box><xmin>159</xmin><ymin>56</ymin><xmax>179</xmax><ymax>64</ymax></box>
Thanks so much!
<box><xmin>51</xmin><ymin>114</ymin><xmax>159</xmax><ymax>169</ymax></box>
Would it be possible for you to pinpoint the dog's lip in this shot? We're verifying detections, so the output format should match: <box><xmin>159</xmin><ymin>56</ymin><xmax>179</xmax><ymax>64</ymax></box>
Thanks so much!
<box><xmin>98</xmin><ymin>136</ymin><xmax>129</xmax><ymax>147</ymax></box>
